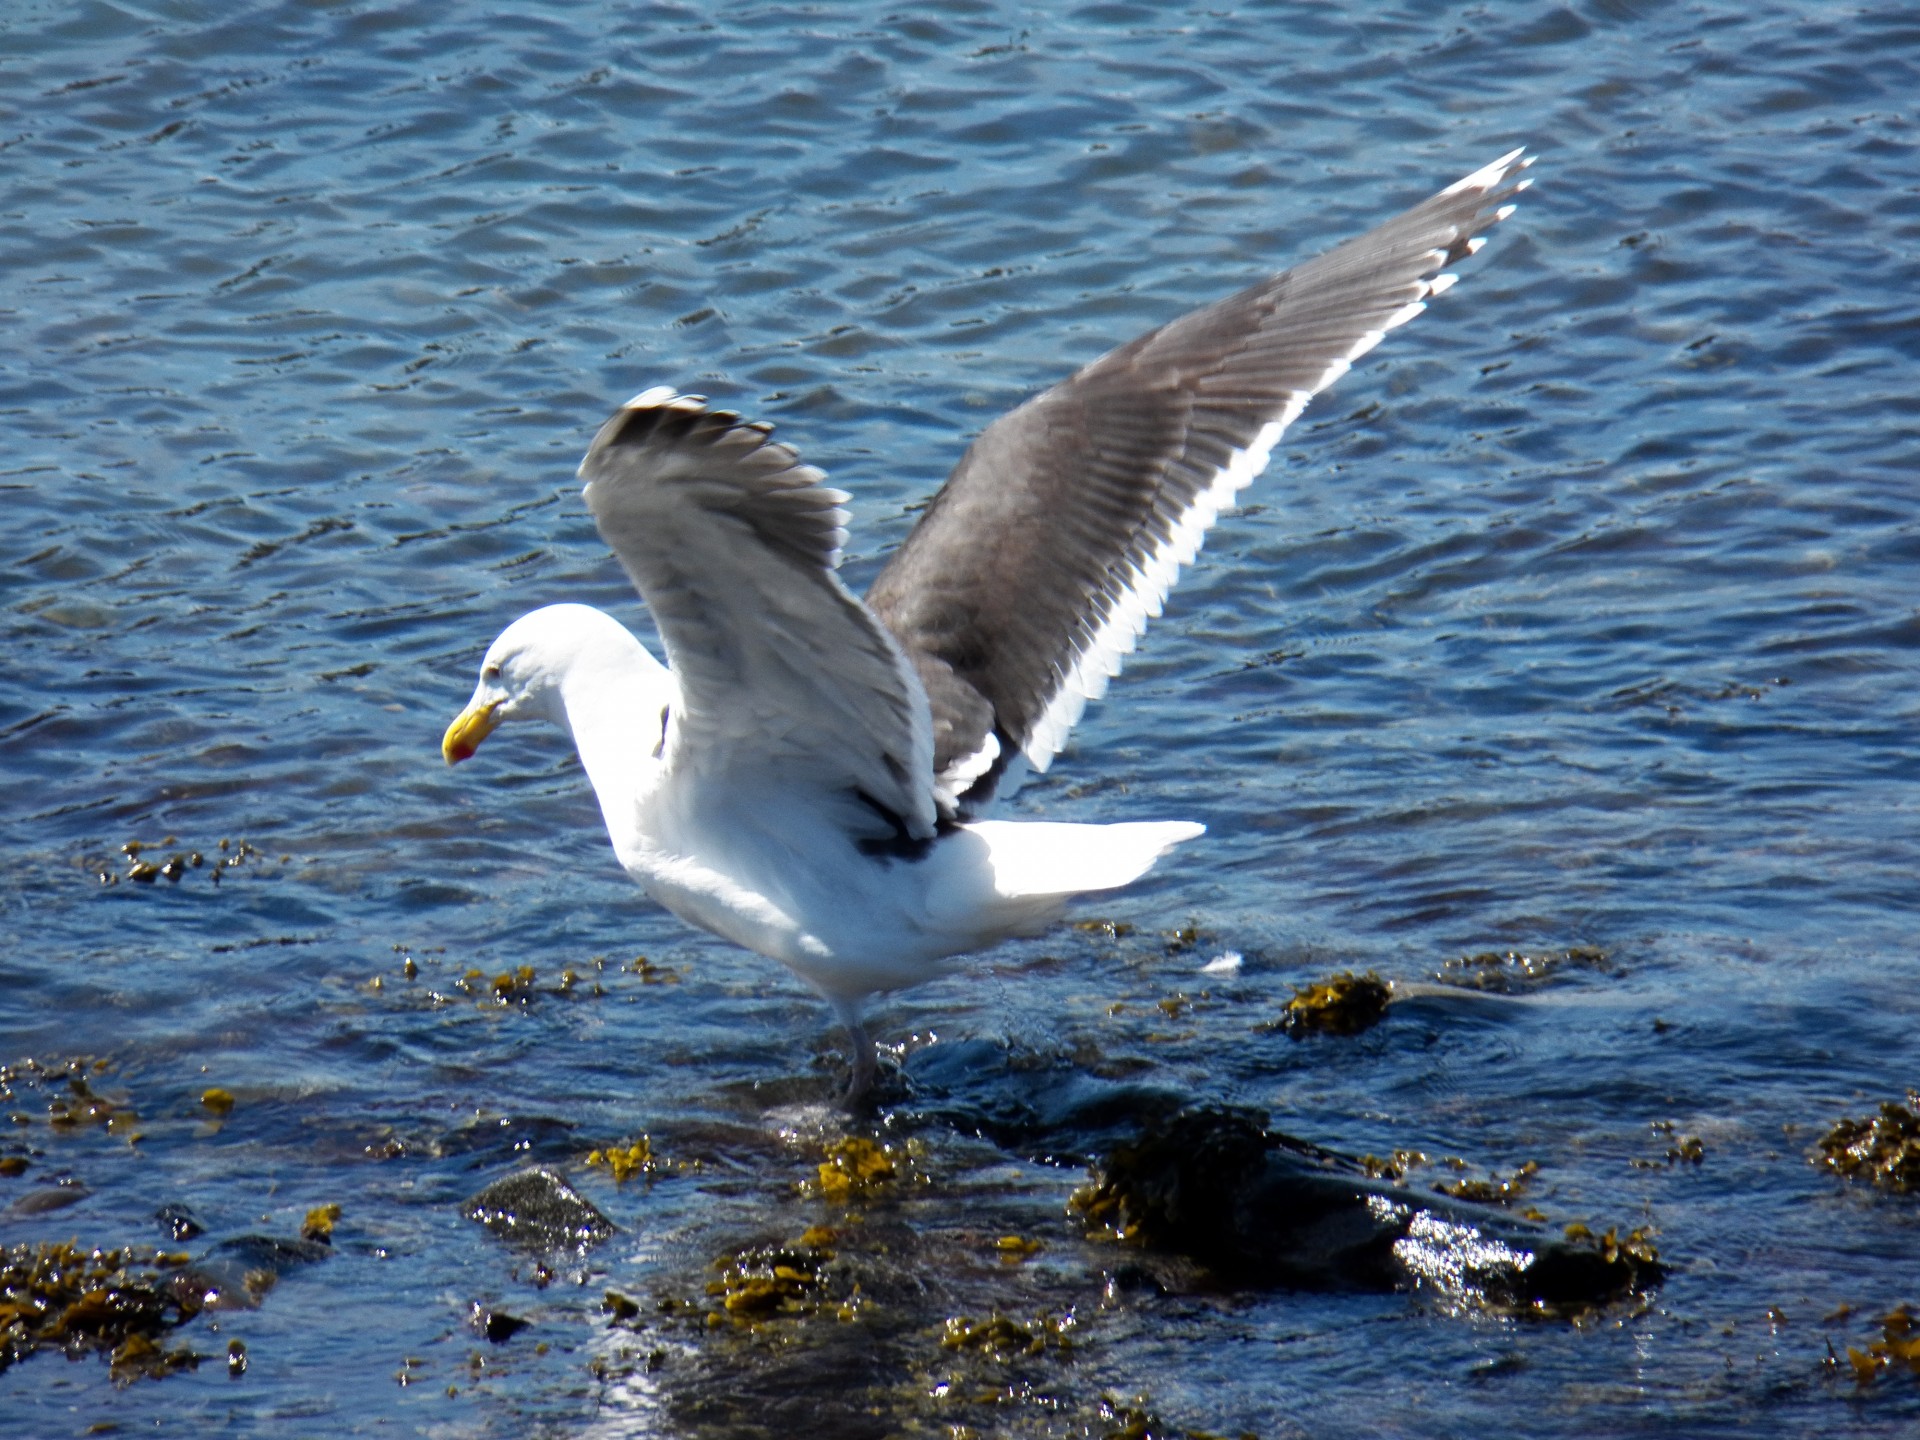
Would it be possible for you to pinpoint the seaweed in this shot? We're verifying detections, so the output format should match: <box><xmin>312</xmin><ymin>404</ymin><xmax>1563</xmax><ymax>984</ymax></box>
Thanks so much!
<box><xmin>1434</xmin><ymin>945</ymin><xmax>1612</xmax><ymax>994</ymax></box>
<box><xmin>89</xmin><ymin>836</ymin><xmax>268</xmax><ymax>889</ymax></box>
<box><xmin>300</xmin><ymin>1203</ymin><xmax>341</xmax><ymax>1244</ymax></box>
<box><xmin>1259</xmin><ymin>971</ymin><xmax>1391</xmax><ymax>1037</ymax></box>
<box><xmin>4</xmin><ymin>1056</ymin><xmax>140</xmax><ymax>1146</ymax></box>
<box><xmin>1843</xmin><ymin>1304</ymin><xmax>1920</xmax><ymax>1386</ymax></box>
<box><xmin>1818</xmin><ymin>1094</ymin><xmax>1920</xmax><ymax>1193</ymax></box>
<box><xmin>1435</xmin><ymin>1161</ymin><xmax>1539</xmax><ymax>1206</ymax></box>
<box><xmin>801</xmin><ymin>1136</ymin><xmax>900</xmax><ymax>1201</ymax></box>
<box><xmin>0</xmin><ymin>1239</ymin><xmax>200</xmax><ymax>1380</ymax></box>
<box><xmin>706</xmin><ymin>1241</ymin><xmax>845</xmax><ymax>1325</ymax></box>
<box><xmin>940</xmin><ymin>1310</ymin><xmax>1073</xmax><ymax>1359</ymax></box>
<box><xmin>584</xmin><ymin>1136</ymin><xmax>657</xmax><ymax>1184</ymax></box>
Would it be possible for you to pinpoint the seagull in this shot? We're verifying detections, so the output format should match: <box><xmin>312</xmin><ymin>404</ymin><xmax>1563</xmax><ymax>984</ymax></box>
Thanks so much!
<box><xmin>442</xmin><ymin>148</ymin><xmax>1534</xmax><ymax>1105</ymax></box>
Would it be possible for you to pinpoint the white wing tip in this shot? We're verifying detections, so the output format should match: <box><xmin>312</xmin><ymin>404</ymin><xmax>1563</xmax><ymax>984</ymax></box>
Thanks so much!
<box><xmin>1427</xmin><ymin>272</ymin><xmax>1459</xmax><ymax>298</ymax></box>
<box><xmin>1438</xmin><ymin>146</ymin><xmax>1533</xmax><ymax>198</ymax></box>
<box><xmin>622</xmin><ymin>385</ymin><xmax>708</xmax><ymax>412</ymax></box>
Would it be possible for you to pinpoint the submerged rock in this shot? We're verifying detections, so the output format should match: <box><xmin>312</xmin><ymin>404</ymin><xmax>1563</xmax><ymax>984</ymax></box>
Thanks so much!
<box><xmin>171</xmin><ymin>1234</ymin><xmax>333</xmax><ymax>1312</ymax></box>
<box><xmin>1073</xmin><ymin>1106</ymin><xmax>1663</xmax><ymax>1313</ymax></box>
<box><xmin>201</xmin><ymin>1235</ymin><xmax>333</xmax><ymax>1270</ymax></box>
<box><xmin>154</xmin><ymin>1203</ymin><xmax>204</xmax><ymax>1242</ymax></box>
<box><xmin>466</xmin><ymin>1166</ymin><xmax>615</xmax><ymax>1254</ymax></box>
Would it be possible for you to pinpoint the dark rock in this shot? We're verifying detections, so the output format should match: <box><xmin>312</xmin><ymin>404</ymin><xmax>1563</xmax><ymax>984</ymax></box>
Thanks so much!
<box><xmin>169</xmin><ymin>1234</ymin><xmax>333</xmax><ymax>1313</ymax></box>
<box><xmin>1076</xmin><ymin>1106</ymin><xmax>1663</xmax><ymax>1311</ymax></box>
<box><xmin>7</xmin><ymin>1183</ymin><xmax>88</xmax><ymax>1218</ymax></box>
<box><xmin>466</xmin><ymin>1167</ymin><xmax>615</xmax><ymax>1254</ymax></box>
<box><xmin>904</xmin><ymin>1036</ymin><xmax>1188</xmax><ymax>1161</ymax></box>
<box><xmin>435</xmin><ymin>1113</ymin><xmax>579</xmax><ymax>1164</ymax></box>
<box><xmin>472</xmin><ymin>1303</ymin><xmax>530</xmax><ymax>1343</ymax></box>
<box><xmin>155</xmin><ymin>1203</ymin><xmax>203</xmax><ymax>1242</ymax></box>
<box><xmin>202</xmin><ymin>1235</ymin><xmax>334</xmax><ymax>1270</ymax></box>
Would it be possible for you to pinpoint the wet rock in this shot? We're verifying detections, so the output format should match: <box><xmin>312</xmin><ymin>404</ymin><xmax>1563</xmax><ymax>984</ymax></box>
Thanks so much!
<box><xmin>1073</xmin><ymin>1107</ymin><xmax>1401</xmax><ymax>1288</ymax></box>
<box><xmin>154</xmin><ymin>1203</ymin><xmax>204</xmax><ymax>1242</ymax></box>
<box><xmin>471</xmin><ymin>1303</ymin><xmax>530</xmax><ymax>1343</ymax></box>
<box><xmin>1073</xmin><ymin>1106</ymin><xmax>1663</xmax><ymax>1312</ymax></box>
<box><xmin>466</xmin><ymin>1167</ymin><xmax>615</xmax><ymax>1254</ymax></box>
<box><xmin>434</xmin><ymin>1113</ymin><xmax>579</xmax><ymax>1164</ymax></box>
<box><xmin>171</xmin><ymin>1234</ymin><xmax>332</xmax><ymax>1312</ymax></box>
<box><xmin>904</xmin><ymin>1037</ymin><xmax>1189</xmax><ymax>1161</ymax></box>
<box><xmin>203</xmin><ymin>1235</ymin><xmax>333</xmax><ymax>1270</ymax></box>
<box><xmin>7</xmin><ymin>1182</ymin><xmax>88</xmax><ymax>1218</ymax></box>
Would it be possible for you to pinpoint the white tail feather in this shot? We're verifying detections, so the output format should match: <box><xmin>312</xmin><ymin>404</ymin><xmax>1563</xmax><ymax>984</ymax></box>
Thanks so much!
<box><xmin>922</xmin><ymin>819</ymin><xmax>1204</xmax><ymax>941</ymax></box>
<box><xmin>969</xmin><ymin>819</ymin><xmax>1205</xmax><ymax>897</ymax></box>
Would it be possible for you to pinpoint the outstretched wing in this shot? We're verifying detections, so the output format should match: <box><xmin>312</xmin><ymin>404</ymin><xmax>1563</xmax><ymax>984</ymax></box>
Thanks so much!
<box><xmin>866</xmin><ymin>148</ymin><xmax>1534</xmax><ymax>808</ymax></box>
<box><xmin>580</xmin><ymin>388</ymin><xmax>936</xmax><ymax>842</ymax></box>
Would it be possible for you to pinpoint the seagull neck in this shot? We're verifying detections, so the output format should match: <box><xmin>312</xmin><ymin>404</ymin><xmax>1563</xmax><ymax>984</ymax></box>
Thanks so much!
<box><xmin>552</xmin><ymin>643</ymin><xmax>668</xmax><ymax>846</ymax></box>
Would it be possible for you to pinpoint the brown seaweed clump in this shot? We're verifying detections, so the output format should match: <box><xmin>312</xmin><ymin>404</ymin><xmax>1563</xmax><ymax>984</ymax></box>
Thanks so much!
<box><xmin>702</xmin><ymin>1228</ymin><xmax>856</xmax><ymax>1329</ymax></box>
<box><xmin>584</xmin><ymin>1137</ymin><xmax>657</xmax><ymax>1184</ymax></box>
<box><xmin>1262</xmin><ymin>971</ymin><xmax>1391</xmax><ymax>1037</ymax></box>
<box><xmin>0</xmin><ymin>1240</ymin><xmax>200</xmax><ymax>1380</ymax></box>
<box><xmin>1436</xmin><ymin>945</ymin><xmax>1612</xmax><ymax>994</ymax></box>
<box><xmin>800</xmin><ymin>1137</ymin><xmax>899</xmax><ymax>1201</ymax></box>
<box><xmin>300</xmin><ymin>1204</ymin><xmax>342</xmax><ymax>1244</ymax></box>
<box><xmin>1435</xmin><ymin>1161</ymin><xmax>1539</xmax><ymax>1206</ymax></box>
<box><xmin>940</xmin><ymin>1310</ymin><xmax>1074</xmax><ymax>1360</ymax></box>
<box><xmin>3</xmin><ymin>1057</ymin><xmax>142</xmax><ymax>1146</ymax></box>
<box><xmin>1818</xmin><ymin>1095</ymin><xmax>1920</xmax><ymax>1193</ymax></box>
<box><xmin>1845</xmin><ymin>1304</ymin><xmax>1920</xmax><ymax>1385</ymax></box>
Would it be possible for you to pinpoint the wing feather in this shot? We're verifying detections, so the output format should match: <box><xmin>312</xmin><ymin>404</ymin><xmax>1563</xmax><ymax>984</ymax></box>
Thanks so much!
<box><xmin>580</xmin><ymin>388</ymin><xmax>936</xmax><ymax>840</ymax></box>
<box><xmin>867</xmin><ymin>148</ymin><xmax>1534</xmax><ymax>806</ymax></box>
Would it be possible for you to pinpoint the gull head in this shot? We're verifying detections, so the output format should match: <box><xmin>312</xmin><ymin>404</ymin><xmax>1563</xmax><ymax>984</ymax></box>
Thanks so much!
<box><xmin>442</xmin><ymin>603</ymin><xmax>638</xmax><ymax>764</ymax></box>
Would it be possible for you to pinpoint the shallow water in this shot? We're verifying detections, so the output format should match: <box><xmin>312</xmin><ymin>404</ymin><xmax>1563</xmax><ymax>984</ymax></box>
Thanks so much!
<box><xmin>4</xmin><ymin>0</ymin><xmax>1919</xmax><ymax>1434</ymax></box>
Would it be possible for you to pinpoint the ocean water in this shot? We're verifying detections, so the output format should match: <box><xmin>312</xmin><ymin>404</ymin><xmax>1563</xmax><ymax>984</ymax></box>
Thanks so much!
<box><xmin>3</xmin><ymin>1</ymin><xmax>1919</xmax><ymax>1435</ymax></box>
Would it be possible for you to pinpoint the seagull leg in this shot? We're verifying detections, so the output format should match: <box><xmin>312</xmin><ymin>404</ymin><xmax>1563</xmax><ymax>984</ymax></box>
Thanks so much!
<box><xmin>831</xmin><ymin>999</ymin><xmax>878</xmax><ymax>1111</ymax></box>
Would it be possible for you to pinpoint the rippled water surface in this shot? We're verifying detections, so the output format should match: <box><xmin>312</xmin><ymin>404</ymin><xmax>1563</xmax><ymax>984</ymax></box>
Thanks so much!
<box><xmin>5</xmin><ymin>1</ymin><xmax>1920</xmax><ymax>1435</ymax></box>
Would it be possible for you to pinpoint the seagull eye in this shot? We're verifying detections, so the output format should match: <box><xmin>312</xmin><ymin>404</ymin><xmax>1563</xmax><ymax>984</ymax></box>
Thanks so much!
<box><xmin>482</xmin><ymin>663</ymin><xmax>502</xmax><ymax>682</ymax></box>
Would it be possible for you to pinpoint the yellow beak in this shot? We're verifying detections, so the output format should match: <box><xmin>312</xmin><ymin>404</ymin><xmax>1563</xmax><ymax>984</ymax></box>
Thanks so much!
<box><xmin>442</xmin><ymin>699</ymin><xmax>502</xmax><ymax>765</ymax></box>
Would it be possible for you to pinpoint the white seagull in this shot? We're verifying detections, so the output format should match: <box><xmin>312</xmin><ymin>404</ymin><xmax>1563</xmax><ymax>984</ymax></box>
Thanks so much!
<box><xmin>442</xmin><ymin>148</ymin><xmax>1534</xmax><ymax>1104</ymax></box>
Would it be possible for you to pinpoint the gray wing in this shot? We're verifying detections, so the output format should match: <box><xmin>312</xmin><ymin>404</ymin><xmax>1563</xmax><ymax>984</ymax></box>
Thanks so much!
<box><xmin>580</xmin><ymin>388</ymin><xmax>936</xmax><ymax>841</ymax></box>
<box><xmin>866</xmin><ymin>148</ymin><xmax>1534</xmax><ymax>809</ymax></box>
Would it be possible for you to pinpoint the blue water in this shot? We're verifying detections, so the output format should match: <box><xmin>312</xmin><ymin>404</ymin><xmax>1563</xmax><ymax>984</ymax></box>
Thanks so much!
<box><xmin>4</xmin><ymin>1</ymin><xmax>1919</xmax><ymax>1434</ymax></box>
